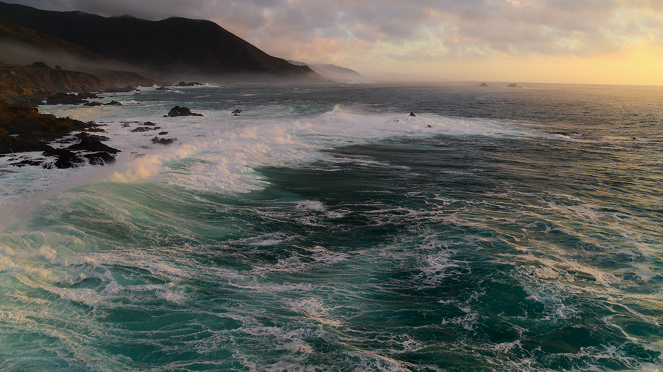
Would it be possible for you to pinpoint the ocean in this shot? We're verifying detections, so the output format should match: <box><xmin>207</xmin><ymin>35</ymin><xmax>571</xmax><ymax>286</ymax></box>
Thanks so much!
<box><xmin>0</xmin><ymin>82</ymin><xmax>661</xmax><ymax>371</ymax></box>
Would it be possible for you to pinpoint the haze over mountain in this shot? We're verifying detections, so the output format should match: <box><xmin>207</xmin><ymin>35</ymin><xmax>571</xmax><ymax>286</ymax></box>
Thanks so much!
<box><xmin>289</xmin><ymin>60</ymin><xmax>364</xmax><ymax>82</ymax></box>
<box><xmin>0</xmin><ymin>1</ymin><xmax>322</xmax><ymax>81</ymax></box>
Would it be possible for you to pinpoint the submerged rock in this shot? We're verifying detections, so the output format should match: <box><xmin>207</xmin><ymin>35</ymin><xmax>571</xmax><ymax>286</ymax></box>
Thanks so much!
<box><xmin>84</xmin><ymin>152</ymin><xmax>116</xmax><ymax>165</ymax></box>
<box><xmin>152</xmin><ymin>136</ymin><xmax>177</xmax><ymax>145</ymax></box>
<box><xmin>167</xmin><ymin>106</ymin><xmax>203</xmax><ymax>117</ymax></box>
<box><xmin>42</xmin><ymin>147</ymin><xmax>85</xmax><ymax>169</ymax></box>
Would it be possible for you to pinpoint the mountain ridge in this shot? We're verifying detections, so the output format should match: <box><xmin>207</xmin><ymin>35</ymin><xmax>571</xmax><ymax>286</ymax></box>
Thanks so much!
<box><xmin>0</xmin><ymin>1</ymin><xmax>322</xmax><ymax>80</ymax></box>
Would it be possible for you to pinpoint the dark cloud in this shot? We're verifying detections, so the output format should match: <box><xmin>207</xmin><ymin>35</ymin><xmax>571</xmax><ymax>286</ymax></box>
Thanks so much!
<box><xmin>4</xmin><ymin>0</ymin><xmax>662</xmax><ymax>63</ymax></box>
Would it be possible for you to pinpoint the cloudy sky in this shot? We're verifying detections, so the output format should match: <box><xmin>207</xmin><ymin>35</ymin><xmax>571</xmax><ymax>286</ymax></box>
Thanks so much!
<box><xmin>6</xmin><ymin>0</ymin><xmax>663</xmax><ymax>84</ymax></box>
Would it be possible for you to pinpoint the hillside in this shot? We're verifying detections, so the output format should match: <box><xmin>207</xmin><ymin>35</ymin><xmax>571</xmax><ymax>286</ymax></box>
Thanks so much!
<box><xmin>0</xmin><ymin>64</ymin><xmax>108</xmax><ymax>105</ymax></box>
<box><xmin>0</xmin><ymin>16</ymin><xmax>158</xmax><ymax>89</ymax></box>
<box><xmin>0</xmin><ymin>1</ymin><xmax>321</xmax><ymax>80</ymax></box>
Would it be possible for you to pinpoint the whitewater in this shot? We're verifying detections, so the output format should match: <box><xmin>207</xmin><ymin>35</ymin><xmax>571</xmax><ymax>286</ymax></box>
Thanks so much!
<box><xmin>0</xmin><ymin>83</ymin><xmax>661</xmax><ymax>371</ymax></box>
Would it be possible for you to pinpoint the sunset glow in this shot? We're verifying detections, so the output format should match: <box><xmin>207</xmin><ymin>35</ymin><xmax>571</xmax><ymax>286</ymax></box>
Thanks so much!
<box><xmin>6</xmin><ymin>0</ymin><xmax>663</xmax><ymax>85</ymax></box>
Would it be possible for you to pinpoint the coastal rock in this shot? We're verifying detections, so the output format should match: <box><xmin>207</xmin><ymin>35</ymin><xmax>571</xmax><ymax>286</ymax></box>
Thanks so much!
<box><xmin>152</xmin><ymin>136</ymin><xmax>177</xmax><ymax>145</ymax></box>
<box><xmin>0</xmin><ymin>101</ymin><xmax>89</xmax><ymax>154</ymax></box>
<box><xmin>506</xmin><ymin>83</ymin><xmax>520</xmax><ymax>88</ymax></box>
<box><xmin>67</xmin><ymin>134</ymin><xmax>119</xmax><ymax>154</ymax></box>
<box><xmin>167</xmin><ymin>106</ymin><xmax>203</xmax><ymax>117</ymax></box>
<box><xmin>0</xmin><ymin>135</ymin><xmax>51</xmax><ymax>154</ymax></box>
<box><xmin>409</xmin><ymin>112</ymin><xmax>417</xmax><ymax>117</ymax></box>
<box><xmin>104</xmin><ymin>100</ymin><xmax>122</xmax><ymax>106</ymax></box>
<box><xmin>156</xmin><ymin>86</ymin><xmax>170</xmax><ymax>91</ymax></box>
<box><xmin>177</xmin><ymin>81</ymin><xmax>202</xmax><ymax>87</ymax></box>
<box><xmin>131</xmin><ymin>126</ymin><xmax>153</xmax><ymax>132</ymax></box>
<box><xmin>479</xmin><ymin>83</ymin><xmax>489</xmax><ymax>87</ymax></box>
<box><xmin>46</xmin><ymin>92</ymin><xmax>87</xmax><ymax>105</ymax></box>
<box><xmin>232</xmin><ymin>109</ymin><xmax>242</xmax><ymax>114</ymax></box>
<box><xmin>42</xmin><ymin>147</ymin><xmax>85</xmax><ymax>169</ymax></box>
<box><xmin>84</xmin><ymin>152</ymin><xmax>116</xmax><ymax>165</ymax></box>
<box><xmin>84</xmin><ymin>101</ymin><xmax>102</xmax><ymax>106</ymax></box>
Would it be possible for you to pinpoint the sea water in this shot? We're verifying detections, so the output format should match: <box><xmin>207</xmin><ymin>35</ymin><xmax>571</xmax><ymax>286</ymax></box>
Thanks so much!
<box><xmin>0</xmin><ymin>83</ymin><xmax>661</xmax><ymax>371</ymax></box>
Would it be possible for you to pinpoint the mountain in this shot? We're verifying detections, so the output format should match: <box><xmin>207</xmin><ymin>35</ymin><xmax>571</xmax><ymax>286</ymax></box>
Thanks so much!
<box><xmin>289</xmin><ymin>60</ymin><xmax>364</xmax><ymax>82</ymax></box>
<box><xmin>0</xmin><ymin>16</ymin><xmax>157</xmax><ymax>85</ymax></box>
<box><xmin>310</xmin><ymin>64</ymin><xmax>364</xmax><ymax>81</ymax></box>
<box><xmin>0</xmin><ymin>1</ymin><xmax>321</xmax><ymax>80</ymax></box>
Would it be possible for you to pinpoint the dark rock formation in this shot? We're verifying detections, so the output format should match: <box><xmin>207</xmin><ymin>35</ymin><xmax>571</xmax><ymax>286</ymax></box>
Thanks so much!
<box><xmin>155</xmin><ymin>86</ymin><xmax>170</xmax><ymax>91</ymax></box>
<box><xmin>167</xmin><ymin>106</ymin><xmax>202</xmax><ymax>117</ymax></box>
<box><xmin>506</xmin><ymin>84</ymin><xmax>520</xmax><ymax>88</ymax></box>
<box><xmin>46</xmin><ymin>92</ymin><xmax>93</xmax><ymax>105</ymax></box>
<box><xmin>42</xmin><ymin>147</ymin><xmax>85</xmax><ymax>169</ymax></box>
<box><xmin>152</xmin><ymin>136</ymin><xmax>176</xmax><ymax>145</ymax></box>
<box><xmin>0</xmin><ymin>101</ymin><xmax>88</xmax><ymax>148</ymax></box>
<box><xmin>67</xmin><ymin>133</ymin><xmax>119</xmax><ymax>154</ymax></box>
<box><xmin>409</xmin><ymin>112</ymin><xmax>417</xmax><ymax>117</ymax></box>
<box><xmin>158</xmin><ymin>131</ymin><xmax>168</xmax><ymax>135</ymax></box>
<box><xmin>479</xmin><ymin>83</ymin><xmax>489</xmax><ymax>87</ymax></box>
<box><xmin>0</xmin><ymin>101</ymin><xmax>118</xmax><ymax>167</ymax></box>
<box><xmin>0</xmin><ymin>134</ymin><xmax>51</xmax><ymax>154</ymax></box>
<box><xmin>84</xmin><ymin>151</ymin><xmax>115</xmax><ymax>165</ymax></box>
<box><xmin>177</xmin><ymin>81</ymin><xmax>202</xmax><ymax>86</ymax></box>
<box><xmin>232</xmin><ymin>109</ymin><xmax>242</xmax><ymax>114</ymax></box>
<box><xmin>84</xmin><ymin>101</ymin><xmax>102</xmax><ymax>106</ymax></box>
<box><xmin>131</xmin><ymin>127</ymin><xmax>153</xmax><ymax>132</ymax></box>
<box><xmin>104</xmin><ymin>100</ymin><xmax>122</xmax><ymax>106</ymax></box>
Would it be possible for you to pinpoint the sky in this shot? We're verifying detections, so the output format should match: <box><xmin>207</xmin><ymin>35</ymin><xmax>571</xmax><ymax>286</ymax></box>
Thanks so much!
<box><xmin>5</xmin><ymin>0</ymin><xmax>663</xmax><ymax>85</ymax></box>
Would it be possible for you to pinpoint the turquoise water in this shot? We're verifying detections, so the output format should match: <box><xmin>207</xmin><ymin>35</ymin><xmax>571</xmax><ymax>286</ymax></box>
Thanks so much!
<box><xmin>0</xmin><ymin>83</ymin><xmax>662</xmax><ymax>371</ymax></box>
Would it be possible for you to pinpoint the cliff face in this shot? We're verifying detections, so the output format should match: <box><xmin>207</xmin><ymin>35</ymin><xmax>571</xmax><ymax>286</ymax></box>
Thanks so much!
<box><xmin>0</xmin><ymin>65</ymin><xmax>108</xmax><ymax>105</ymax></box>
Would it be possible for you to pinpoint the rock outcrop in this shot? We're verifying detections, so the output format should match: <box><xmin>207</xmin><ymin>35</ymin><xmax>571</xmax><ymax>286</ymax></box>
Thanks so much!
<box><xmin>0</xmin><ymin>101</ymin><xmax>119</xmax><ymax>167</ymax></box>
<box><xmin>152</xmin><ymin>136</ymin><xmax>176</xmax><ymax>145</ymax></box>
<box><xmin>46</xmin><ymin>92</ymin><xmax>100</xmax><ymax>105</ymax></box>
<box><xmin>167</xmin><ymin>106</ymin><xmax>203</xmax><ymax>117</ymax></box>
<box><xmin>177</xmin><ymin>81</ymin><xmax>202</xmax><ymax>86</ymax></box>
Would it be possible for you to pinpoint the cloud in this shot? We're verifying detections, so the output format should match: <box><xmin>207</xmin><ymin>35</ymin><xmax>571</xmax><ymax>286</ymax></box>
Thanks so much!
<box><xmin>4</xmin><ymin>0</ymin><xmax>663</xmax><ymax>70</ymax></box>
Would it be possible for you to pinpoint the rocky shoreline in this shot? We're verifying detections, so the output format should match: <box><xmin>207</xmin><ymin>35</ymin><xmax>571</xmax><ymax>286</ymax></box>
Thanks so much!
<box><xmin>0</xmin><ymin>101</ymin><xmax>121</xmax><ymax>168</ymax></box>
<box><xmin>0</xmin><ymin>62</ymin><xmax>203</xmax><ymax>169</ymax></box>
